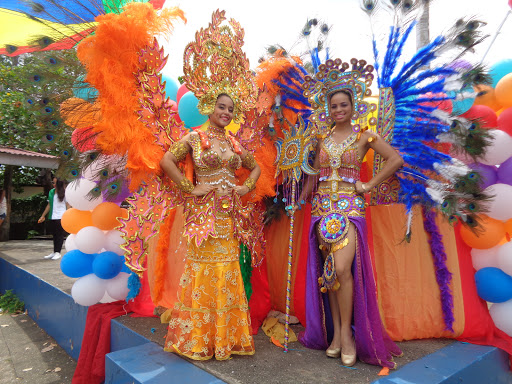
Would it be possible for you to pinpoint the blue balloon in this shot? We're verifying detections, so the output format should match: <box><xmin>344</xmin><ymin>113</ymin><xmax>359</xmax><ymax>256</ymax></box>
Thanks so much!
<box><xmin>162</xmin><ymin>75</ymin><xmax>180</xmax><ymax>102</ymax></box>
<box><xmin>475</xmin><ymin>267</ymin><xmax>512</xmax><ymax>303</ymax></box>
<box><xmin>72</xmin><ymin>74</ymin><xmax>99</xmax><ymax>101</ymax></box>
<box><xmin>178</xmin><ymin>92</ymin><xmax>208</xmax><ymax>128</ymax></box>
<box><xmin>449</xmin><ymin>87</ymin><xmax>475</xmax><ymax>115</ymax></box>
<box><xmin>60</xmin><ymin>250</ymin><xmax>94</xmax><ymax>278</ymax></box>
<box><xmin>92</xmin><ymin>251</ymin><xmax>123</xmax><ymax>280</ymax></box>
<box><xmin>490</xmin><ymin>59</ymin><xmax>512</xmax><ymax>88</ymax></box>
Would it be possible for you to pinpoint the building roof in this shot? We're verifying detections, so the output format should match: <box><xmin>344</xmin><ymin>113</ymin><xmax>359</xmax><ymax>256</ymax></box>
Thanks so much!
<box><xmin>0</xmin><ymin>146</ymin><xmax>59</xmax><ymax>169</ymax></box>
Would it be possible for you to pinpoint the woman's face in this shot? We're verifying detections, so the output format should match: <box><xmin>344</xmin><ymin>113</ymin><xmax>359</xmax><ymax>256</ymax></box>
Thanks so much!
<box><xmin>209</xmin><ymin>95</ymin><xmax>234</xmax><ymax>128</ymax></box>
<box><xmin>329</xmin><ymin>92</ymin><xmax>353</xmax><ymax>124</ymax></box>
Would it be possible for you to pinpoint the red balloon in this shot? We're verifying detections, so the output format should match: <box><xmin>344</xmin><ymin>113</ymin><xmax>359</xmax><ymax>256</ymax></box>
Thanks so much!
<box><xmin>71</xmin><ymin>126</ymin><xmax>96</xmax><ymax>152</ymax></box>
<box><xmin>420</xmin><ymin>92</ymin><xmax>453</xmax><ymax>114</ymax></box>
<box><xmin>176</xmin><ymin>84</ymin><xmax>189</xmax><ymax>104</ymax></box>
<box><xmin>497</xmin><ymin>107</ymin><xmax>512</xmax><ymax>137</ymax></box>
<box><xmin>461</xmin><ymin>105</ymin><xmax>498</xmax><ymax>129</ymax></box>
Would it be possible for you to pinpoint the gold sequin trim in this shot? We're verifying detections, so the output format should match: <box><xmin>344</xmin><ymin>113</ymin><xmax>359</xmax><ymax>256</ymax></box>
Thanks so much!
<box><xmin>241</xmin><ymin>153</ymin><xmax>257</xmax><ymax>170</ymax></box>
<box><xmin>177</xmin><ymin>178</ymin><xmax>194</xmax><ymax>193</ymax></box>
<box><xmin>169</xmin><ymin>141</ymin><xmax>188</xmax><ymax>162</ymax></box>
<box><xmin>243</xmin><ymin>177</ymin><xmax>256</xmax><ymax>191</ymax></box>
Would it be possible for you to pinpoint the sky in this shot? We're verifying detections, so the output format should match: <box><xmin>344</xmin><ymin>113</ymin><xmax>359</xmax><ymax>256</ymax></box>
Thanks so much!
<box><xmin>159</xmin><ymin>0</ymin><xmax>512</xmax><ymax>79</ymax></box>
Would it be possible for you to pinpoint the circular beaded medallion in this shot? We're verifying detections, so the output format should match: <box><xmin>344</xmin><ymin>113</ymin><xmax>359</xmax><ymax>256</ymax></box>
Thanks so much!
<box><xmin>319</xmin><ymin>211</ymin><xmax>349</xmax><ymax>244</ymax></box>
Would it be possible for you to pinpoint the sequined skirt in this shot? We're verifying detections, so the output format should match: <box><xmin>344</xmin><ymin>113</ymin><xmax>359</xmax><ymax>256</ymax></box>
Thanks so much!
<box><xmin>163</xmin><ymin>217</ymin><xmax>255</xmax><ymax>360</ymax></box>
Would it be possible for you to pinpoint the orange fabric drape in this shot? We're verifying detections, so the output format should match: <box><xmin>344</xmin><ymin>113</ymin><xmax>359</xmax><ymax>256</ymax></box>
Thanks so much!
<box><xmin>369</xmin><ymin>204</ymin><xmax>465</xmax><ymax>340</ymax></box>
<box><xmin>147</xmin><ymin>206</ymin><xmax>187</xmax><ymax>309</ymax></box>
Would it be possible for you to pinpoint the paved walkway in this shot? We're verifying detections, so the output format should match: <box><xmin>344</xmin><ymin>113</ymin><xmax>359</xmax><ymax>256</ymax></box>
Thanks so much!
<box><xmin>0</xmin><ymin>240</ymin><xmax>454</xmax><ymax>384</ymax></box>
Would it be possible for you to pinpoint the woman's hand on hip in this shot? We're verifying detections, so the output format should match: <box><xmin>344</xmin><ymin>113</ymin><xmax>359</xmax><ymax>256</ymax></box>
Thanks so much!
<box><xmin>233</xmin><ymin>185</ymin><xmax>250</xmax><ymax>196</ymax></box>
<box><xmin>190</xmin><ymin>183</ymin><xmax>214</xmax><ymax>196</ymax></box>
<box><xmin>355</xmin><ymin>181</ymin><xmax>368</xmax><ymax>195</ymax></box>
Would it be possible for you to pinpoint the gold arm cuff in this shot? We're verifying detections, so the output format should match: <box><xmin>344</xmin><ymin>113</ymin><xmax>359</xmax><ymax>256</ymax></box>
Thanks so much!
<box><xmin>177</xmin><ymin>177</ymin><xmax>194</xmax><ymax>193</ymax></box>
<box><xmin>169</xmin><ymin>141</ymin><xmax>188</xmax><ymax>162</ymax></box>
<box><xmin>241</xmin><ymin>153</ymin><xmax>257</xmax><ymax>170</ymax></box>
<box><xmin>243</xmin><ymin>177</ymin><xmax>256</xmax><ymax>192</ymax></box>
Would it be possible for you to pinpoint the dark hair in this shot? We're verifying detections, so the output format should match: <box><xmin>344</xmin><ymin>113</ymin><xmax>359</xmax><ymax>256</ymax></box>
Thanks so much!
<box><xmin>328</xmin><ymin>89</ymin><xmax>354</xmax><ymax>107</ymax></box>
<box><xmin>55</xmin><ymin>179</ymin><xmax>65</xmax><ymax>202</ymax></box>
<box><xmin>217</xmin><ymin>93</ymin><xmax>232</xmax><ymax>101</ymax></box>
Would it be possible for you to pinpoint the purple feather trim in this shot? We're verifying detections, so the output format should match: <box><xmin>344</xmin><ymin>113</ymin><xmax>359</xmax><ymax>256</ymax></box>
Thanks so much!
<box><xmin>422</xmin><ymin>206</ymin><xmax>455</xmax><ymax>332</ymax></box>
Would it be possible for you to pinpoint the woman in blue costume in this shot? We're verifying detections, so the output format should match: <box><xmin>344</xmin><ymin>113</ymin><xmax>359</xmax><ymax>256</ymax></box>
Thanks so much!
<box><xmin>298</xmin><ymin>60</ymin><xmax>403</xmax><ymax>368</ymax></box>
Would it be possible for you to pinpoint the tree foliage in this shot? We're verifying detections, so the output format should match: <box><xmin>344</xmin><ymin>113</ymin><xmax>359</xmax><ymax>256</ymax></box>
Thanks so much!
<box><xmin>0</xmin><ymin>50</ymin><xmax>86</xmax><ymax>190</ymax></box>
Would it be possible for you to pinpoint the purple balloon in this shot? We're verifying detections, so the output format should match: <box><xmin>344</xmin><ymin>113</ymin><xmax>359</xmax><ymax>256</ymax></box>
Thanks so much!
<box><xmin>470</xmin><ymin>163</ymin><xmax>498</xmax><ymax>189</ymax></box>
<box><xmin>447</xmin><ymin>59</ymin><xmax>472</xmax><ymax>71</ymax></box>
<box><xmin>497</xmin><ymin>156</ymin><xmax>512</xmax><ymax>186</ymax></box>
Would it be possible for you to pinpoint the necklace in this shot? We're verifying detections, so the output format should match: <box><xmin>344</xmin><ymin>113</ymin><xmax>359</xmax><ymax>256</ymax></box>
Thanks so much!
<box><xmin>207</xmin><ymin>124</ymin><xmax>227</xmax><ymax>141</ymax></box>
<box><xmin>207</xmin><ymin>124</ymin><xmax>231</xmax><ymax>153</ymax></box>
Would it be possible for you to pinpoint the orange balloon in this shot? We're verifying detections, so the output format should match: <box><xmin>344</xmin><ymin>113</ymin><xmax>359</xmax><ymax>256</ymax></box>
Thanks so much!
<box><xmin>460</xmin><ymin>214</ymin><xmax>506</xmax><ymax>249</ymax></box>
<box><xmin>504</xmin><ymin>219</ymin><xmax>512</xmax><ymax>238</ymax></box>
<box><xmin>496</xmin><ymin>108</ymin><xmax>505</xmax><ymax>117</ymax></box>
<box><xmin>474</xmin><ymin>84</ymin><xmax>503</xmax><ymax>111</ymax></box>
<box><xmin>61</xmin><ymin>208</ymin><xmax>93</xmax><ymax>234</ymax></box>
<box><xmin>91</xmin><ymin>202</ymin><xmax>123</xmax><ymax>230</ymax></box>
<box><xmin>495</xmin><ymin>73</ymin><xmax>512</xmax><ymax>109</ymax></box>
<box><xmin>120</xmin><ymin>208</ymin><xmax>130</xmax><ymax>220</ymax></box>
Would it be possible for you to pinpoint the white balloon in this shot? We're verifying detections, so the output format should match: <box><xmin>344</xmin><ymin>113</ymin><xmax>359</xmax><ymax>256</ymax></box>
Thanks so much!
<box><xmin>497</xmin><ymin>242</ymin><xmax>512</xmax><ymax>276</ymax></box>
<box><xmin>106</xmin><ymin>272</ymin><xmax>130</xmax><ymax>301</ymax></box>
<box><xmin>71</xmin><ymin>274</ymin><xmax>108</xmax><ymax>306</ymax></box>
<box><xmin>65</xmin><ymin>179</ymin><xmax>103</xmax><ymax>211</ymax></box>
<box><xmin>65</xmin><ymin>234</ymin><xmax>77</xmax><ymax>252</ymax></box>
<box><xmin>75</xmin><ymin>226</ymin><xmax>106</xmax><ymax>254</ymax></box>
<box><xmin>481</xmin><ymin>130</ymin><xmax>512</xmax><ymax>166</ymax></box>
<box><xmin>484</xmin><ymin>183</ymin><xmax>512</xmax><ymax>221</ymax></box>
<box><xmin>471</xmin><ymin>244</ymin><xmax>501</xmax><ymax>270</ymax></box>
<box><xmin>104</xmin><ymin>230</ymin><xmax>125</xmax><ymax>256</ymax></box>
<box><xmin>490</xmin><ymin>300</ymin><xmax>512</xmax><ymax>336</ymax></box>
<box><xmin>99</xmin><ymin>291</ymin><xmax>117</xmax><ymax>303</ymax></box>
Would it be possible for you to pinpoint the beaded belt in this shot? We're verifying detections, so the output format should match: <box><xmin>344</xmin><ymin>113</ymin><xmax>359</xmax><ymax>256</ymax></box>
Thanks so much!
<box><xmin>312</xmin><ymin>190</ymin><xmax>366</xmax><ymax>218</ymax></box>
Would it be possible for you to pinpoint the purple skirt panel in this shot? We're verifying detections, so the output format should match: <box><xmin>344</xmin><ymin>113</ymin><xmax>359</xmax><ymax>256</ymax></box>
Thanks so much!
<box><xmin>298</xmin><ymin>215</ymin><xmax>402</xmax><ymax>368</ymax></box>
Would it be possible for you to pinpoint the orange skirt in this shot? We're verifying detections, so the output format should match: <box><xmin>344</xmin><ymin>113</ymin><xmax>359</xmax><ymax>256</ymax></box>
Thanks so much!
<box><xmin>163</xmin><ymin>221</ymin><xmax>255</xmax><ymax>360</ymax></box>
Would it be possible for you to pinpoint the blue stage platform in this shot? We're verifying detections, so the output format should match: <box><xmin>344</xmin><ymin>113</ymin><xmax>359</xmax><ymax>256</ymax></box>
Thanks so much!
<box><xmin>1</xmin><ymin>243</ymin><xmax>511</xmax><ymax>384</ymax></box>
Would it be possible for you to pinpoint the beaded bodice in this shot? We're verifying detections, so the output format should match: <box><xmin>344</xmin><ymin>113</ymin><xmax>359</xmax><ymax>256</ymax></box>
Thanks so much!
<box><xmin>188</xmin><ymin>132</ymin><xmax>241</xmax><ymax>192</ymax></box>
<box><xmin>319</xmin><ymin>132</ymin><xmax>362</xmax><ymax>182</ymax></box>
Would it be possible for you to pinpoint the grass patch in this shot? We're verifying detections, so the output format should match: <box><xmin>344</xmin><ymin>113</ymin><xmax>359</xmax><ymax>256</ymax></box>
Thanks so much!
<box><xmin>0</xmin><ymin>290</ymin><xmax>25</xmax><ymax>314</ymax></box>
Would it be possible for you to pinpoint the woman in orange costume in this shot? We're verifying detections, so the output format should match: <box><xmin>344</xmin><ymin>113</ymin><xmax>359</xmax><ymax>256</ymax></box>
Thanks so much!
<box><xmin>158</xmin><ymin>11</ymin><xmax>264</xmax><ymax>360</ymax></box>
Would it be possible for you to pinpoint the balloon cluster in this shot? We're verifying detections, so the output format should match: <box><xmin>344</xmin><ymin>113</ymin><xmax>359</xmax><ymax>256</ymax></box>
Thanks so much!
<box><xmin>458</xmin><ymin>59</ymin><xmax>512</xmax><ymax>337</ymax></box>
<box><xmin>162</xmin><ymin>75</ymin><xmax>208</xmax><ymax>129</ymax></box>
<box><xmin>61</xmin><ymin>178</ymin><xmax>131</xmax><ymax>306</ymax></box>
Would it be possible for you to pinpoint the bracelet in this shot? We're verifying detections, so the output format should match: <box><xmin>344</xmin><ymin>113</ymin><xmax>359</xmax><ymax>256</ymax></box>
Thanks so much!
<box><xmin>243</xmin><ymin>177</ymin><xmax>256</xmax><ymax>192</ymax></box>
<box><xmin>177</xmin><ymin>177</ymin><xmax>194</xmax><ymax>193</ymax></box>
<box><xmin>168</xmin><ymin>141</ymin><xmax>188</xmax><ymax>162</ymax></box>
<box><xmin>241</xmin><ymin>153</ymin><xmax>257</xmax><ymax>170</ymax></box>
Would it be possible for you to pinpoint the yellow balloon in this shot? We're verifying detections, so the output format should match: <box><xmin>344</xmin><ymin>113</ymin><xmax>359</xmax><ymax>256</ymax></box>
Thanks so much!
<box><xmin>226</xmin><ymin>121</ymin><xmax>240</xmax><ymax>134</ymax></box>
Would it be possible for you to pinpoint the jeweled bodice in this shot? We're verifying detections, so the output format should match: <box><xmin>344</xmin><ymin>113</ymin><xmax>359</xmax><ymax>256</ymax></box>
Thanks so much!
<box><xmin>188</xmin><ymin>132</ymin><xmax>241</xmax><ymax>192</ymax></box>
<box><xmin>319</xmin><ymin>132</ymin><xmax>362</xmax><ymax>182</ymax></box>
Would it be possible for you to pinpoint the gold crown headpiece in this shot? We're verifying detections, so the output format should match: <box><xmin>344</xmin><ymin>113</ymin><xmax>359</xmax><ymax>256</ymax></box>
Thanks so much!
<box><xmin>182</xmin><ymin>10</ymin><xmax>257</xmax><ymax>124</ymax></box>
<box><xmin>303</xmin><ymin>58</ymin><xmax>377</xmax><ymax>134</ymax></box>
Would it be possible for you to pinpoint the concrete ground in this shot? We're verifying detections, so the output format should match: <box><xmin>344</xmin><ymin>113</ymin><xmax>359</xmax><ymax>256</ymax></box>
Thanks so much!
<box><xmin>0</xmin><ymin>240</ymin><xmax>455</xmax><ymax>384</ymax></box>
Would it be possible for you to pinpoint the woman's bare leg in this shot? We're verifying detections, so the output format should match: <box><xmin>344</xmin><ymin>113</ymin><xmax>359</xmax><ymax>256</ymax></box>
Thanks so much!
<box><xmin>334</xmin><ymin>224</ymin><xmax>357</xmax><ymax>356</ymax></box>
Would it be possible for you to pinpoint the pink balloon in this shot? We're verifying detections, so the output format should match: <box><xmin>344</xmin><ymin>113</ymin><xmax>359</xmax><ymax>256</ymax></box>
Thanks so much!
<box><xmin>471</xmin><ymin>245</ymin><xmax>501</xmax><ymax>270</ymax></box>
<box><xmin>176</xmin><ymin>84</ymin><xmax>189</xmax><ymax>104</ymax></box>
<box><xmin>481</xmin><ymin>130</ymin><xmax>512</xmax><ymax>166</ymax></box>
<box><xmin>484</xmin><ymin>183</ymin><xmax>512</xmax><ymax>221</ymax></box>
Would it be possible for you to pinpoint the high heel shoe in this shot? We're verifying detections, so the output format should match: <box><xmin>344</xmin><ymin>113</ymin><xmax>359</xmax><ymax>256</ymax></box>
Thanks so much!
<box><xmin>341</xmin><ymin>352</ymin><xmax>357</xmax><ymax>367</ymax></box>
<box><xmin>325</xmin><ymin>347</ymin><xmax>341</xmax><ymax>358</ymax></box>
